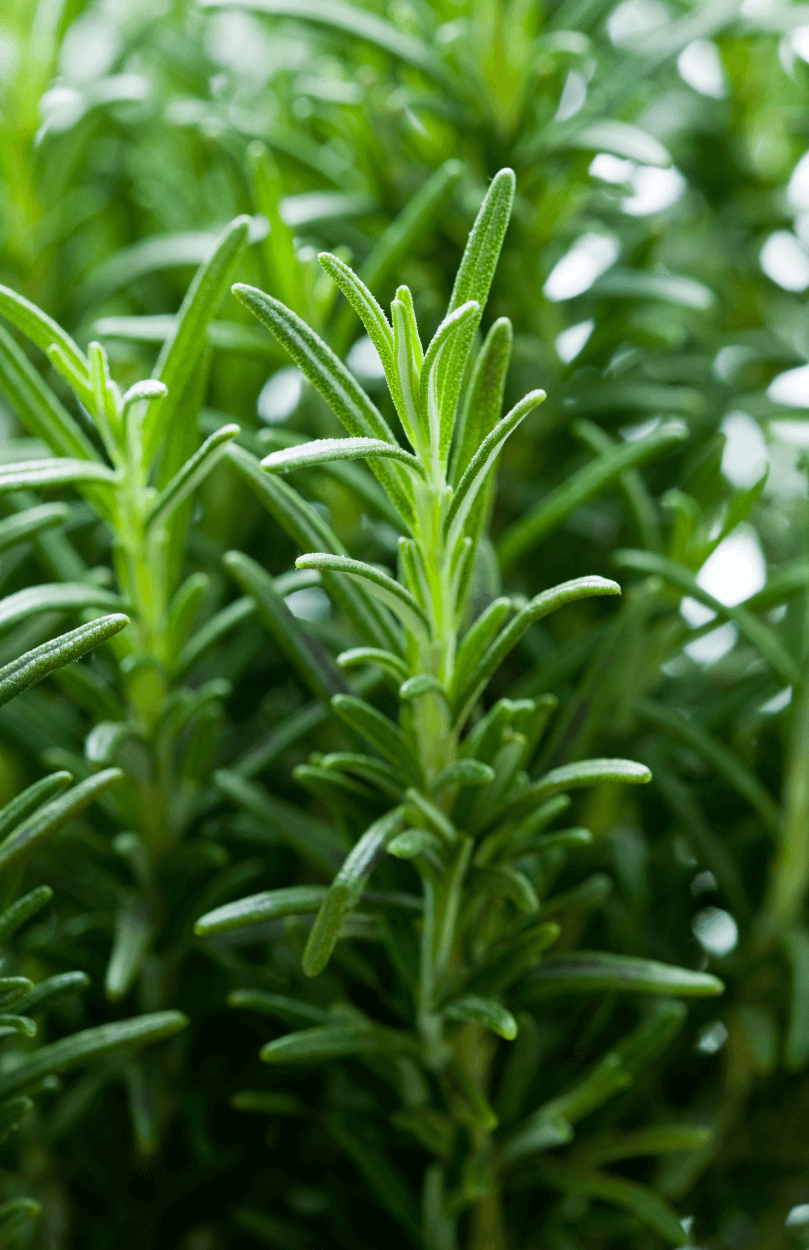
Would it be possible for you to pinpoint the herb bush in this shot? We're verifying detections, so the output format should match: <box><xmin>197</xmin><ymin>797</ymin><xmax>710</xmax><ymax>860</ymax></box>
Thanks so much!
<box><xmin>0</xmin><ymin>0</ymin><xmax>808</xmax><ymax>1246</ymax></box>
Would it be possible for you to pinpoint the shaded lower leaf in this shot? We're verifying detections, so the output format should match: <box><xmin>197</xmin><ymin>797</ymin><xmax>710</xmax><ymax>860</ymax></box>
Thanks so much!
<box><xmin>524</xmin><ymin>952</ymin><xmax>723</xmax><ymax>999</ymax></box>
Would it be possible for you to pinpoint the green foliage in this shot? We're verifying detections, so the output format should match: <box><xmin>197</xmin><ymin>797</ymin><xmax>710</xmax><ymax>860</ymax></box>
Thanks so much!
<box><xmin>0</xmin><ymin>0</ymin><xmax>808</xmax><ymax>1243</ymax></box>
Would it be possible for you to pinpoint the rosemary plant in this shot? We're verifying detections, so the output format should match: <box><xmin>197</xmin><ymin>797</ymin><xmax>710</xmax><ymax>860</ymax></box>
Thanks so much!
<box><xmin>197</xmin><ymin>170</ymin><xmax>723</xmax><ymax>1249</ymax></box>
<box><xmin>0</xmin><ymin>591</ymin><xmax>186</xmax><ymax>1237</ymax></box>
<box><xmin>0</xmin><ymin>217</ymin><xmax>261</xmax><ymax>1165</ymax></box>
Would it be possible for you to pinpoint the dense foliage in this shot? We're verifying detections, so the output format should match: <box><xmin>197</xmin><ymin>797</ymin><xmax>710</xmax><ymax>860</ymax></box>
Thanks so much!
<box><xmin>1</xmin><ymin>0</ymin><xmax>809</xmax><ymax>1247</ymax></box>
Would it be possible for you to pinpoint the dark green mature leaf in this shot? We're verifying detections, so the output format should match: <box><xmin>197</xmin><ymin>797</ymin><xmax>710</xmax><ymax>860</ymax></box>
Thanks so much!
<box><xmin>0</xmin><ymin>614</ymin><xmax>129</xmax><ymax>708</ymax></box>
<box><xmin>613</xmin><ymin>548</ymin><xmax>799</xmax><ymax>685</ymax></box>
<box><xmin>260</xmin><ymin>1023</ymin><xmax>380</xmax><ymax>1064</ymax></box>
<box><xmin>303</xmin><ymin>808</ymin><xmax>404</xmax><ymax>975</ymax></box>
<box><xmin>16</xmin><ymin>972</ymin><xmax>89</xmax><ymax>1017</ymax></box>
<box><xmin>0</xmin><ymin>769</ymin><xmax>123</xmax><ymax>873</ymax></box>
<box><xmin>196</xmin><ymin>886</ymin><xmax>329</xmax><ymax>936</ymax></box>
<box><xmin>0</xmin><ymin>887</ymin><xmax>53</xmax><ymax>944</ymax></box>
<box><xmin>453</xmin><ymin>578</ymin><xmax>621</xmax><ymax>724</ymax></box>
<box><xmin>0</xmin><ymin>1099</ymin><xmax>33</xmax><ymax>1147</ymax></box>
<box><xmin>524</xmin><ymin>952</ymin><xmax>723</xmax><ymax>999</ymax></box>
<box><xmin>636</xmin><ymin>698</ymin><xmax>781</xmax><ymax>836</ymax></box>
<box><xmin>443</xmin><ymin>995</ymin><xmax>518</xmax><ymax>1039</ymax></box>
<box><xmin>331</xmin><ymin>694</ymin><xmax>421</xmax><ymax>783</ymax></box>
<box><xmin>531</xmin><ymin>1164</ymin><xmax>688</xmax><ymax>1245</ymax></box>
<box><xmin>0</xmin><ymin>1013</ymin><xmax>188</xmax><ymax>1100</ymax></box>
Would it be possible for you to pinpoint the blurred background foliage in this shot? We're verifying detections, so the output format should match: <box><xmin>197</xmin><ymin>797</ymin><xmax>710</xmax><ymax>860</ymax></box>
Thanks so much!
<box><xmin>2</xmin><ymin>0</ymin><xmax>809</xmax><ymax>1246</ymax></box>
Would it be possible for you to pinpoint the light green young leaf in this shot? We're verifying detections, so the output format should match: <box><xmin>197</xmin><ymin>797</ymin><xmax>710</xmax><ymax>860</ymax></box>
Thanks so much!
<box><xmin>498</xmin><ymin>423</ymin><xmax>688</xmax><ymax>570</ymax></box>
<box><xmin>196</xmin><ymin>885</ymin><xmax>328</xmax><ymax>936</ymax></box>
<box><xmin>0</xmin><ymin>326</ymin><xmax>98</xmax><ymax>461</ymax></box>
<box><xmin>453</xmin><ymin>577</ymin><xmax>620</xmax><ymax>725</ymax></box>
<box><xmin>387</xmin><ymin>828</ymin><xmax>442</xmax><ymax>859</ymax></box>
<box><xmin>0</xmin><ymin>768</ymin><xmax>123</xmax><ymax>873</ymax></box>
<box><xmin>165</xmin><ymin>572</ymin><xmax>209</xmax><ymax>666</ymax></box>
<box><xmin>336</xmin><ymin>646</ymin><xmax>410</xmax><ymax>683</ymax></box>
<box><xmin>233</xmin><ymin>283</ymin><xmax>414</xmax><ymax>524</ymax></box>
<box><xmin>303</xmin><ymin>808</ymin><xmax>404</xmax><ymax>976</ymax></box>
<box><xmin>494</xmin><ymin>759</ymin><xmax>650</xmax><ymax>830</ymax></box>
<box><xmin>417</xmin><ymin>300</ymin><xmax>480</xmax><ymax>461</ymax></box>
<box><xmin>450</xmin><ymin>317</ymin><xmax>513</xmax><ymax>487</ymax></box>
<box><xmin>444</xmin><ymin>389</ymin><xmax>546</xmax><ymax>553</ymax></box>
<box><xmin>122</xmin><ymin>379</ymin><xmax>168</xmax><ymax>409</ymax></box>
<box><xmin>399</xmin><ymin>675</ymin><xmax>445</xmax><ymax>700</ymax></box>
<box><xmin>319</xmin><ymin>252</ymin><xmax>394</xmax><ymax>367</ymax></box>
<box><xmin>391</xmin><ymin>287</ymin><xmax>424</xmax><ymax>449</ymax></box>
<box><xmin>250</xmin><ymin>143</ymin><xmax>303</xmax><ymax>314</ymax></box>
<box><xmin>524</xmin><ymin>952</ymin><xmax>723</xmax><ymax>1000</ymax></box>
<box><xmin>0</xmin><ymin>284</ymin><xmax>89</xmax><ymax>379</ymax></box>
<box><xmin>443</xmin><ymin>995</ymin><xmax>518</xmax><ymax>1040</ymax></box>
<box><xmin>432</xmin><ymin>759</ymin><xmax>495</xmax><ymax>792</ymax></box>
<box><xmin>0</xmin><ymin>584</ymin><xmax>125</xmax><ymax>634</ymax></box>
<box><xmin>296</xmin><ymin>552</ymin><xmax>429</xmax><ymax>641</ymax></box>
<box><xmin>0</xmin><ymin>614</ymin><xmax>129</xmax><ymax>708</ymax></box>
<box><xmin>331</xmin><ymin>694</ymin><xmax>422</xmax><ymax>783</ymax></box>
<box><xmin>261</xmin><ymin>435</ymin><xmax>424</xmax><ymax>478</ymax></box>
<box><xmin>436</xmin><ymin>169</ymin><xmax>516</xmax><ymax>444</ymax></box>
<box><xmin>0</xmin><ymin>458</ymin><xmax>117</xmax><ymax>494</ymax></box>
<box><xmin>404</xmin><ymin>787</ymin><xmax>456</xmax><ymax>844</ymax></box>
<box><xmin>0</xmin><ymin>1012</ymin><xmax>188</xmax><ymax>1100</ymax></box>
<box><xmin>223</xmin><ymin>550</ymin><xmax>348</xmax><ymax>703</ymax></box>
<box><xmin>320</xmin><ymin>753</ymin><xmax>406</xmax><ymax>801</ymax></box>
<box><xmin>452</xmin><ymin>597</ymin><xmax>512</xmax><ymax>704</ymax></box>
<box><xmin>143</xmin><ymin>216</ymin><xmax>251</xmax><ymax>467</ymax></box>
<box><xmin>145</xmin><ymin>423</ymin><xmax>240</xmax><ymax>530</ymax></box>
